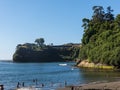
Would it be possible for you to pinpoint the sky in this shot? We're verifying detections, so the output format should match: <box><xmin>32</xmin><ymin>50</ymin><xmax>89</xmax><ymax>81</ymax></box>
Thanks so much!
<box><xmin>0</xmin><ymin>0</ymin><xmax>120</xmax><ymax>60</ymax></box>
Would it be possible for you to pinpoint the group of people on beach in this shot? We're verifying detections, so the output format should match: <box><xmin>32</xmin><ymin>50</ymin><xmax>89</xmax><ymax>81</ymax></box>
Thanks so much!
<box><xmin>16</xmin><ymin>79</ymin><xmax>45</xmax><ymax>88</ymax></box>
<box><xmin>16</xmin><ymin>79</ymin><xmax>67</xmax><ymax>89</ymax></box>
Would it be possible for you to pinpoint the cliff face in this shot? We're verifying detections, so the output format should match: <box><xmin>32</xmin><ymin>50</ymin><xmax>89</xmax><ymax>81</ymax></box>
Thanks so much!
<box><xmin>13</xmin><ymin>44</ymin><xmax>80</xmax><ymax>62</ymax></box>
<box><xmin>13</xmin><ymin>48</ymin><xmax>62</xmax><ymax>62</ymax></box>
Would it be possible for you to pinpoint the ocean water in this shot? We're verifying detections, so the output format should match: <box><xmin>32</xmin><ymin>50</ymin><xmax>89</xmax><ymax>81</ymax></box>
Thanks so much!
<box><xmin>0</xmin><ymin>61</ymin><xmax>120</xmax><ymax>90</ymax></box>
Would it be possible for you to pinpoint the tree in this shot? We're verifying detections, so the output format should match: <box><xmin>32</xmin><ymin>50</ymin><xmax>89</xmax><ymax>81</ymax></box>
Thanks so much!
<box><xmin>92</xmin><ymin>6</ymin><xmax>105</xmax><ymax>22</ymax></box>
<box><xmin>104</xmin><ymin>6</ymin><xmax>114</xmax><ymax>21</ymax></box>
<box><xmin>82</xmin><ymin>18</ymin><xmax>89</xmax><ymax>29</ymax></box>
<box><xmin>35</xmin><ymin>38</ymin><xmax>45</xmax><ymax>48</ymax></box>
<box><xmin>79</xmin><ymin>6</ymin><xmax>120</xmax><ymax>68</ymax></box>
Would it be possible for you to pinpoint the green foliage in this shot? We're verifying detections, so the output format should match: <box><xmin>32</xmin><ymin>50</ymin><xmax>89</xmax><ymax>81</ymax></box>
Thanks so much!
<box><xmin>35</xmin><ymin>38</ymin><xmax>45</xmax><ymax>48</ymax></box>
<box><xmin>80</xmin><ymin>6</ymin><xmax>120</xmax><ymax>68</ymax></box>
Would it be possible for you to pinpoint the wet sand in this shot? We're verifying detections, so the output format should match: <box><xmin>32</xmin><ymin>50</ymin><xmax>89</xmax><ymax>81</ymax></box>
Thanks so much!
<box><xmin>57</xmin><ymin>81</ymin><xmax>120</xmax><ymax>90</ymax></box>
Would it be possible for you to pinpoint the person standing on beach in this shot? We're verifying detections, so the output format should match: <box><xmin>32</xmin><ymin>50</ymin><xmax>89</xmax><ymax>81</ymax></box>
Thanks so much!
<box><xmin>71</xmin><ymin>86</ymin><xmax>74</xmax><ymax>90</ymax></box>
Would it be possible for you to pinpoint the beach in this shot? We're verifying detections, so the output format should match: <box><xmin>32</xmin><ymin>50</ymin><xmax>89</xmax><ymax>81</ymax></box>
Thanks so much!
<box><xmin>57</xmin><ymin>81</ymin><xmax>120</xmax><ymax>90</ymax></box>
<box><xmin>14</xmin><ymin>81</ymin><xmax>120</xmax><ymax>90</ymax></box>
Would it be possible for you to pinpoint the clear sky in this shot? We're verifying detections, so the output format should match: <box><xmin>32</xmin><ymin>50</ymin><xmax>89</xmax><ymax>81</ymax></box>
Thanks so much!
<box><xmin>0</xmin><ymin>0</ymin><xmax>120</xmax><ymax>60</ymax></box>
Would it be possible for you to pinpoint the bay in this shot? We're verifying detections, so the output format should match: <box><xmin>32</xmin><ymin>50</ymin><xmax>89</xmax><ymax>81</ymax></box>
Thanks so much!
<box><xmin>0</xmin><ymin>61</ymin><xmax>120</xmax><ymax>90</ymax></box>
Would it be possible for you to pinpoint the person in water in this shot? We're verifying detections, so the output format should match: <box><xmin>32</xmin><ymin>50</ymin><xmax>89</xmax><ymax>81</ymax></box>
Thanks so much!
<box><xmin>41</xmin><ymin>83</ymin><xmax>44</xmax><ymax>87</ymax></box>
<box><xmin>22</xmin><ymin>82</ymin><xmax>24</xmax><ymax>87</ymax></box>
<box><xmin>17</xmin><ymin>82</ymin><xmax>20</xmax><ymax>88</ymax></box>
<box><xmin>65</xmin><ymin>81</ymin><xmax>67</xmax><ymax>86</ymax></box>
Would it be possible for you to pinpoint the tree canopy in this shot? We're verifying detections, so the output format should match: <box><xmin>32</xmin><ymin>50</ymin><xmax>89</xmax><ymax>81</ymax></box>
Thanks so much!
<box><xmin>79</xmin><ymin>6</ymin><xmax>120</xmax><ymax>68</ymax></box>
<box><xmin>35</xmin><ymin>38</ymin><xmax>45</xmax><ymax>48</ymax></box>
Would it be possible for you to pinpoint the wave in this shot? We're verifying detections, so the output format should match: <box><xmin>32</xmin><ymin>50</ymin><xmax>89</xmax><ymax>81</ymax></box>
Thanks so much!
<box><xmin>59</xmin><ymin>63</ymin><xmax>67</xmax><ymax>66</ymax></box>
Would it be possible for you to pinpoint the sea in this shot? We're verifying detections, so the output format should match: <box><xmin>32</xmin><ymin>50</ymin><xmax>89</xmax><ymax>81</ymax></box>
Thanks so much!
<box><xmin>0</xmin><ymin>61</ymin><xmax>120</xmax><ymax>90</ymax></box>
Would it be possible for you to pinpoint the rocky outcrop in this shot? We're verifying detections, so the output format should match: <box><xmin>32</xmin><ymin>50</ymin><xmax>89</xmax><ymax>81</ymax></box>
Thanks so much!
<box><xmin>76</xmin><ymin>60</ymin><xmax>114</xmax><ymax>69</ymax></box>
<box><xmin>13</xmin><ymin>43</ymin><xmax>80</xmax><ymax>62</ymax></box>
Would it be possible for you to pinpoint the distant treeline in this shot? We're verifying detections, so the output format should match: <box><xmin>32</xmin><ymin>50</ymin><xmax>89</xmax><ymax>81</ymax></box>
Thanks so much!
<box><xmin>79</xmin><ymin>6</ymin><xmax>120</xmax><ymax>68</ymax></box>
<box><xmin>13</xmin><ymin>38</ymin><xmax>80</xmax><ymax>62</ymax></box>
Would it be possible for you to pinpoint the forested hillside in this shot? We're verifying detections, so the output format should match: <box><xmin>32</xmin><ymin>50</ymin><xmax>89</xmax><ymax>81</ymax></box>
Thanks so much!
<box><xmin>79</xmin><ymin>6</ymin><xmax>120</xmax><ymax>68</ymax></box>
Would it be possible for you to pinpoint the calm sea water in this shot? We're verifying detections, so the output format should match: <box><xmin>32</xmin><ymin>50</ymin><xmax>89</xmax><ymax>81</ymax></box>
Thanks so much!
<box><xmin>0</xmin><ymin>61</ymin><xmax>120</xmax><ymax>90</ymax></box>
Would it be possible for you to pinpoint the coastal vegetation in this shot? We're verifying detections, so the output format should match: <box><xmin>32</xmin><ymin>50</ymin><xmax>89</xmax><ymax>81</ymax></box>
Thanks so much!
<box><xmin>79</xmin><ymin>6</ymin><xmax>120</xmax><ymax>68</ymax></box>
<box><xmin>13</xmin><ymin>38</ymin><xmax>80</xmax><ymax>62</ymax></box>
<box><xmin>13</xmin><ymin>6</ymin><xmax>120</xmax><ymax>67</ymax></box>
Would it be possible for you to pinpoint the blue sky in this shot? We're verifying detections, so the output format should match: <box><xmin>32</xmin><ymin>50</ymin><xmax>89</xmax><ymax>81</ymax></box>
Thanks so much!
<box><xmin>0</xmin><ymin>0</ymin><xmax>120</xmax><ymax>60</ymax></box>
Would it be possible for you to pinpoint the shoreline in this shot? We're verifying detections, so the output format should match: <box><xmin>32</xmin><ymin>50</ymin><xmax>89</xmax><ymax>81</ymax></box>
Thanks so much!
<box><xmin>57</xmin><ymin>81</ymin><xmax>120</xmax><ymax>90</ymax></box>
<box><xmin>15</xmin><ymin>81</ymin><xmax>120</xmax><ymax>90</ymax></box>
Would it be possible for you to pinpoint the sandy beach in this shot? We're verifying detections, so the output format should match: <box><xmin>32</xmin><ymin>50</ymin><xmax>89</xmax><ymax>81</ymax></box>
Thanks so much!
<box><xmin>57</xmin><ymin>81</ymin><xmax>120</xmax><ymax>90</ymax></box>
